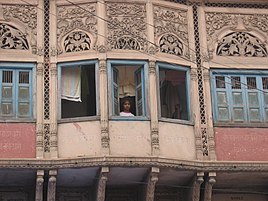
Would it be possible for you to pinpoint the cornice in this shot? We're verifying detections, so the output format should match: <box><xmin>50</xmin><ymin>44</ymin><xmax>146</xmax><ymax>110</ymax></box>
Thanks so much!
<box><xmin>0</xmin><ymin>157</ymin><xmax>268</xmax><ymax>172</ymax></box>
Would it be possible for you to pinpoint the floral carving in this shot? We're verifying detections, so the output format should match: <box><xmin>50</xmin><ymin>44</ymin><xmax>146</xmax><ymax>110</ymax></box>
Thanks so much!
<box><xmin>57</xmin><ymin>3</ymin><xmax>97</xmax><ymax>54</ymax></box>
<box><xmin>0</xmin><ymin>23</ymin><xmax>29</xmax><ymax>50</ymax></box>
<box><xmin>107</xmin><ymin>3</ymin><xmax>147</xmax><ymax>51</ymax></box>
<box><xmin>244</xmin><ymin>15</ymin><xmax>268</xmax><ymax>33</ymax></box>
<box><xmin>217</xmin><ymin>32</ymin><xmax>267</xmax><ymax>57</ymax></box>
<box><xmin>2</xmin><ymin>5</ymin><xmax>37</xmax><ymax>52</ymax></box>
<box><xmin>154</xmin><ymin>6</ymin><xmax>188</xmax><ymax>57</ymax></box>
<box><xmin>64</xmin><ymin>31</ymin><xmax>91</xmax><ymax>52</ymax></box>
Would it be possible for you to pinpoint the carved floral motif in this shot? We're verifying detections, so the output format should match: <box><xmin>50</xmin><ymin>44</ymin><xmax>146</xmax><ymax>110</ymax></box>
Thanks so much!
<box><xmin>57</xmin><ymin>3</ymin><xmax>97</xmax><ymax>54</ymax></box>
<box><xmin>107</xmin><ymin>3</ymin><xmax>147</xmax><ymax>51</ymax></box>
<box><xmin>217</xmin><ymin>32</ymin><xmax>267</xmax><ymax>57</ymax></box>
<box><xmin>154</xmin><ymin>6</ymin><xmax>189</xmax><ymax>57</ymax></box>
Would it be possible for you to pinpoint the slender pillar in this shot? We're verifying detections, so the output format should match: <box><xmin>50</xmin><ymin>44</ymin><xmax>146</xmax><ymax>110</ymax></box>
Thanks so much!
<box><xmin>145</xmin><ymin>167</ymin><xmax>159</xmax><ymax>201</ymax></box>
<box><xmin>47</xmin><ymin>170</ymin><xmax>57</xmax><ymax>201</ymax></box>
<box><xmin>95</xmin><ymin>167</ymin><xmax>109</xmax><ymax>201</ymax></box>
<box><xmin>190</xmin><ymin>172</ymin><xmax>204</xmax><ymax>201</ymax></box>
<box><xmin>204</xmin><ymin>172</ymin><xmax>216</xmax><ymax>201</ymax></box>
<box><xmin>35</xmin><ymin>170</ymin><xmax>44</xmax><ymax>201</ymax></box>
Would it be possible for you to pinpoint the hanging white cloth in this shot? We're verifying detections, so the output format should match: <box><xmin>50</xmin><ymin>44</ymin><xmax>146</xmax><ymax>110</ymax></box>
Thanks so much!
<box><xmin>61</xmin><ymin>66</ymin><xmax>81</xmax><ymax>102</ymax></box>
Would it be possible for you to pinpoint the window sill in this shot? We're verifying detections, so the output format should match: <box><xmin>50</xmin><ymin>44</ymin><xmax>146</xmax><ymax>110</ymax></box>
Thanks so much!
<box><xmin>0</xmin><ymin>118</ymin><xmax>36</xmax><ymax>123</ymax></box>
<box><xmin>58</xmin><ymin>116</ymin><xmax>100</xmax><ymax>123</ymax></box>
<box><xmin>110</xmin><ymin>116</ymin><xmax>150</xmax><ymax>121</ymax></box>
<box><xmin>213</xmin><ymin>122</ymin><xmax>268</xmax><ymax>128</ymax></box>
<box><xmin>159</xmin><ymin>118</ymin><xmax>194</xmax><ymax>126</ymax></box>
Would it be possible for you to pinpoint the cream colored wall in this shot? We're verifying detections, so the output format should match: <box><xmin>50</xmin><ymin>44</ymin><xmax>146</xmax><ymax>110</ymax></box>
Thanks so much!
<box><xmin>109</xmin><ymin>121</ymin><xmax>151</xmax><ymax>156</ymax></box>
<box><xmin>213</xmin><ymin>194</ymin><xmax>267</xmax><ymax>201</ymax></box>
<box><xmin>58</xmin><ymin>121</ymin><xmax>101</xmax><ymax>158</ymax></box>
<box><xmin>159</xmin><ymin>122</ymin><xmax>196</xmax><ymax>160</ymax></box>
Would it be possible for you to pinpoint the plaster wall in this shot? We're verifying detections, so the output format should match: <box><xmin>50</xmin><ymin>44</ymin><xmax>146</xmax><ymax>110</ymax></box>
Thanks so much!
<box><xmin>0</xmin><ymin>123</ymin><xmax>35</xmax><ymax>158</ymax></box>
<box><xmin>215</xmin><ymin>127</ymin><xmax>268</xmax><ymax>161</ymax></box>
<box><xmin>213</xmin><ymin>194</ymin><xmax>267</xmax><ymax>201</ymax></box>
<box><xmin>109</xmin><ymin>121</ymin><xmax>151</xmax><ymax>156</ymax></box>
<box><xmin>159</xmin><ymin>122</ymin><xmax>196</xmax><ymax>160</ymax></box>
<box><xmin>58</xmin><ymin>121</ymin><xmax>101</xmax><ymax>158</ymax></box>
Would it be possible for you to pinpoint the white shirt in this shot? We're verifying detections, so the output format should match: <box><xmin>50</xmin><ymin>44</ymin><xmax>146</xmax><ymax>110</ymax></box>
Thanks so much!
<box><xmin>120</xmin><ymin>112</ymin><xmax>135</xmax><ymax>117</ymax></box>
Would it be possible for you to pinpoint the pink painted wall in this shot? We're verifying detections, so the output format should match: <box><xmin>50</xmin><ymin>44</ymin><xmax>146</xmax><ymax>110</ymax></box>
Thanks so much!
<box><xmin>215</xmin><ymin>127</ymin><xmax>268</xmax><ymax>161</ymax></box>
<box><xmin>0</xmin><ymin>123</ymin><xmax>36</xmax><ymax>158</ymax></box>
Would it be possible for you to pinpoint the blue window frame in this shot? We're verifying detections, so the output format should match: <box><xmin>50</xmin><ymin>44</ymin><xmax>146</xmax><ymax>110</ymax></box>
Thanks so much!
<box><xmin>157</xmin><ymin>63</ymin><xmax>190</xmax><ymax>121</ymax></box>
<box><xmin>211</xmin><ymin>71</ymin><xmax>268</xmax><ymax>123</ymax></box>
<box><xmin>108</xmin><ymin>60</ymin><xmax>148</xmax><ymax>118</ymax></box>
<box><xmin>58</xmin><ymin>60</ymin><xmax>98</xmax><ymax>119</ymax></box>
<box><xmin>0</xmin><ymin>63</ymin><xmax>34</xmax><ymax>119</ymax></box>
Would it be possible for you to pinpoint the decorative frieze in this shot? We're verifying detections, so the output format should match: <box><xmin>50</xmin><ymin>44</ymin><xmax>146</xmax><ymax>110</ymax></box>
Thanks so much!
<box><xmin>153</xmin><ymin>5</ymin><xmax>189</xmax><ymax>57</ymax></box>
<box><xmin>106</xmin><ymin>3</ymin><xmax>147</xmax><ymax>51</ymax></box>
<box><xmin>57</xmin><ymin>3</ymin><xmax>97</xmax><ymax>54</ymax></box>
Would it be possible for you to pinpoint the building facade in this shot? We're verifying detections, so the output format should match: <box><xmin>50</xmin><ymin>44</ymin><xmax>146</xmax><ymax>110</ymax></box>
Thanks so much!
<box><xmin>0</xmin><ymin>0</ymin><xmax>268</xmax><ymax>200</ymax></box>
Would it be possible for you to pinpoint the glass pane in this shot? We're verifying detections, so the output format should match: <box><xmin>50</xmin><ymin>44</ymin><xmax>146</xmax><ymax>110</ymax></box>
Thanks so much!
<box><xmin>249</xmin><ymin>108</ymin><xmax>260</xmax><ymax>121</ymax></box>
<box><xmin>218</xmin><ymin>107</ymin><xmax>229</xmax><ymax>120</ymax></box>
<box><xmin>2</xmin><ymin>71</ymin><xmax>13</xmax><ymax>83</ymax></box>
<box><xmin>2</xmin><ymin>86</ymin><xmax>12</xmax><ymax>99</ymax></box>
<box><xmin>137</xmin><ymin>87</ymin><xmax>142</xmax><ymax>101</ymax></box>
<box><xmin>216</xmin><ymin>76</ymin><xmax>225</xmax><ymax>88</ymax></box>
<box><xmin>232</xmin><ymin>92</ymin><xmax>243</xmax><ymax>105</ymax></box>
<box><xmin>19</xmin><ymin>71</ymin><xmax>29</xmax><ymax>84</ymax></box>
<box><xmin>137</xmin><ymin>102</ymin><xmax>143</xmax><ymax>116</ymax></box>
<box><xmin>113</xmin><ymin>85</ymin><xmax>118</xmax><ymax>99</ymax></box>
<box><xmin>217</xmin><ymin>92</ymin><xmax>227</xmax><ymax>105</ymax></box>
<box><xmin>262</xmin><ymin>77</ymin><xmax>268</xmax><ymax>89</ymax></box>
<box><xmin>1</xmin><ymin>103</ymin><xmax>13</xmax><ymax>115</ymax></box>
<box><xmin>264</xmin><ymin>93</ymin><xmax>268</xmax><ymax>106</ymax></box>
<box><xmin>233</xmin><ymin>108</ymin><xmax>244</xmax><ymax>121</ymax></box>
<box><xmin>247</xmin><ymin>77</ymin><xmax>256</xmax><ymax>89</ymax></box>
<box><xmin>248</xmin><ymin>92</ymin><xmax>259</xmax><ymax>106</ymax></box>
<box><xmin>114</xmin><ymin>100</ymin><xmax>119</xmax><ymax>115</ymax></box>
<box><xmin>18</xmin><ymin>102</ymin><xmax>29</xmax><ymax>116</ymax></box>
<box><xmin>18</xmin><ymin>87</ymin><xmax>29</xmax><ymax>99</ymax></box>
<box><xmin>136</xmin><ymin>70</ymin><xmax>141</xmax><ymax>85</ymax></box>
<box><xmin>113</xmin><ymin>68</ymin><xmax>118</xmax><ymax>84</ymax></box>
<box><xmin>231</xmin><ymin>76</ymin><xmax>241</xmax><ymax>89</ymax></box>
<box><xmin>265</xmin><ymin>109</ymin><xmax>268</xmax><ymax>121</ymax></box>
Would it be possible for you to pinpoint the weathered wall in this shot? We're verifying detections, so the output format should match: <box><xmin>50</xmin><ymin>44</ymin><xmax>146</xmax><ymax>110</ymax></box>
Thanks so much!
<box><xmin>213</xmin><ymin>193</ymin><xmax>267</xmax><ymax>201</ymax></box>
<box><xmin>215</xmin><ymin>127</ymin><xmax>268</xmax><ymax>161</ymax></box>
<box><xmin>0</xmin><ymin>123</ymin><xmax>36</xmax><ymax>158</ymax></box>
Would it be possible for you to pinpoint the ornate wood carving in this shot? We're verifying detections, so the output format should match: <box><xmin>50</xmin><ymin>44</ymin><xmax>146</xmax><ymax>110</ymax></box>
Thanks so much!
<box><xmin>153</xmin><ymin>5</ymin><xmax>189</xmax><ymax>58</ymax></box>
<box><xmin>96</xmin><ymin>167</ymin><xmax>109</xmax><ymax>201</ymax></box>
<box><xmin>145</xmin><ymin>167</ymin><xmax>159</xmax><ymax>201</ymax></box>
<box><xmin>57</xmin><ymin>3</ymin><xmax>97</xmax><ymax>54</ymax></box>
<box><xmin>106</xmin><ymin>3</ymin><xmax>147</xmax><ymax>51</ymax></box>
<box><xmin>191</xmin><ymin>173</ymin><xmax>204</xmax><ymax>201</ymax></box>
<box><xmin>36</xmin><ymin>170</ymin><xmax>44</xmax><ymax>201</ymax></box>
<box><xmin>47</xmin><ymin>170</ymin><xmax>57</xmax><ymax>201</ymax></box>
<box><xmin>204</xmin><ymin>174</ymin><xmax>216</xmax><ymax>201</ymax></box>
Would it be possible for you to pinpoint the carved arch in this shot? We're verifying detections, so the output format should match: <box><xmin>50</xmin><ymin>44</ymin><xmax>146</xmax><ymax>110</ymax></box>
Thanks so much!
<box><xmin>0</xmin><ymin>23</ymin><xmax>29</xmax><ymax>50</ymax></box>
<box><xmin>216</xmin><ymin>31</ymin><xmax>267</xmax><ymax>57</ymax></box>
<box><xmin>114</xmin><ymin>36</ymin><xmax>141</xmax><ymax>50</ymax></box>
<box><xmin>159</xmin><ymin>34</ymin><xmax>184</xmax><ymax>56</ymax></box>
<box><xmin>63</xmin><ymin>31</ymin><xmax>92</xmax><ymax>53</ymax></box>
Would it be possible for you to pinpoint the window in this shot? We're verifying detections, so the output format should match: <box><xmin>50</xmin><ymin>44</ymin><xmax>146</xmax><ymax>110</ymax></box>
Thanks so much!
<box><xmin>59</xmin><ymin>61</ymin><xmax>97</xmax><ymax>119</ymax></box>
<box><xmin>157</xmin><ymin>63</ymin><xmax>190</xmax><ymax>121</ymax></box>
<box><xmin>108</xmin><ymin>61</ymin><xmax>147</xmax><ymax>117</ymax></box>
<box><xmin>0</xmin><ymin>64</ymin><xmax>33</xmax><ymax>119</ymax></box>
<box><xmin>212</xmin><ymin>71</ymin><xmax>268</xmax><ymax>123</ymax></box>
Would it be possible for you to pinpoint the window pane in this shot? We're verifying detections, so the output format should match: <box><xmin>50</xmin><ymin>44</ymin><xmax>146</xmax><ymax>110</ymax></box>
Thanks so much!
<box><xmin>19</xmin><ymin>71</ymin><xmax>29</xmax><ymax>84</ymax></box>
<box><xmin>216</xmin><ymin>92</ymin><xmax>227</xmax><ymax>105</ymax></box>
<box><xmin>248</xmin><ymin>92</ymin><xmax>259</xmax><ymax>106</ymax></box>
<box><xmin>249</xmin><ymin>108</ymin><xmax>260</xmax><ymax>121</ymax></box>
<box><xmin>215</xmin><ymin>76</ymin><xmax>225</xmax><ymax>88</ymax></box>
<box><xmin>2</xmin><ymin>86</ymin><xmax>12</xmax><ymax>99</ymax></box>
<box><xmin>233</xmin><ymin>108</ymin><xmax>244</xmax><ymax>121</ymax></box>
<box><xmin>265</xmin><ymin>109</ymin><xmax>268</xmax><ymax>120</ymax></box>
<box><xmin>262</xmin><ymin>77</ymin><xmax>268</xmax><ymax>89</ymax></box>
<box><xmin>1</xmin><ymin>103</ymin><xmax>13</xmax><ymax>115</ymax></box>
<box><xmin>18</xmin><ymin>102</ymin><xmax>29</xmax><ymax>116</ymax></box>
<box><xmin>247</xmin><ymin>77</ymin><xmax>257</xmax><ymax>89</ymax></box>
<box><xmin>113</xmin><ymin>68</ymin><xmax>118</xmax><ymax>84</ymax></box>
<box><xmin>18</xmin><ymin>86</ymin><xmax>29</xmax><ymax>99</ymax></box>
<box><xmin>218</xmin><ymin>107</ymin><xmax>229</xmax><ymax>120</ymax></box>
<box><xmin>2</xmin><ymin>71</ymin><xmax>13</xmax><ymax>83</ymax></box>
<box><xmin>264</xmin><ymin>93</ymin><xmax>268</xmax><ymax>106</ymax></box>
<box><xmin>231</xmin><ymin>76</ymin><xmax>241</xmax><ymax>89</ymax></box>
<box><xmin>232</xmin><ymin>92</ymin><xmax>243</xmax><ymax>105</ymax></box>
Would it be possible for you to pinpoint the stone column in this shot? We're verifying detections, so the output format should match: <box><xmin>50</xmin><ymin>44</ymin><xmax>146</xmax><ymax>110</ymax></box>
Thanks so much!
<box><xmin>47</xmin><ymin>170</ymin><xmax>57</xmax><ymax>201</ymax></box>
<box><xmin>145</xmin><ymin>167</ymin><xmax>159</xmax><ymax>201</ymax></box>
<box><xmin>35</xmin><ymin>170</ymin><xmax>44</xmax><ymax>201</ymax></box>
<box><xmin>204</xmin><ymin>172</ymin><xmax>216</xmax><ymax>201</ymax></box>
<box><xmin>95</xmin><ymin>167</ymin><xmax>109</xmax><ymax>201</ymax></box>
<box><xmin>190</xmin><ymin>172</ymin><xmax>204</xmax><ymax>201</ymax></box>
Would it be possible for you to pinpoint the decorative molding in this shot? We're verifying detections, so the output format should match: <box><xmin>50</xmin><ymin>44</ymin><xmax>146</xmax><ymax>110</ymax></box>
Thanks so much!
<box><xmin>190</xmin><ymin>68</ymin><xmax>198</xmax><ymax>81</ymax></box>
<box><xmin>44</xmin><ymin>123</ymin><xmax>50</xmax><ymax>153</ymax></box>
<box><xmin>148</xmin><ymin>45</ymin><xmax>158</xmax><ymax>55</ymax></box>
<box><xmin>106</xmin><ymin>3</ymin><xmax>147</xmax><ymax>51</ymax></box>
<box><xmin>99</xmin><ymin>59</ymin><xmax>107</xmax><ymax>74</ymax></box>
<box><xmin>96</xmin><ymin>45</ymin><xmax>106</xmax><ymax>53</ymax></box>
<box><xmin>57</xmin><ymin>3</ymin><xmax>97</xmax><ymax>54</ymax></box>
<box><xmin>35</xmin><ymin>170</ymin><xmax>44</xmax><ymax>201</ymax></box>
<box><xmin>37</xmin><ymin>47</ymin><xmax>44</xmax><ymax>56</ymax></box>
<box><xmin>101</xmin><ymin>120</ymin><xmax>109</xmax><ymax>149</ymax></box>
<box><xmin>2</xmin><ymin>4</ymin><xmax>37</xmax><ymax>53</ymax></box>
<box><xmin>151</xmin><ymin>121</ymin><xmax>159</xmax><ymax>152</ymax></box>
<box><xmin>149</xmin><ymin>60</ymin><xmax>156</xmax><ymax>74</ymax></box>
<box><xmin>153</xmin><ymin>5</ymin><xmax>189</xmax><ymax>58</ymax></box>
<box><xmin>47</xmin><ymin>170</ymin><xmax>57</xmax><ymax>201</ymax></box>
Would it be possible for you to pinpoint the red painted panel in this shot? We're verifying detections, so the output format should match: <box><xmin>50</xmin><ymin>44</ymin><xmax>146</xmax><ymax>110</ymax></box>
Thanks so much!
<box><xmin>0</xmin><ymin>123</ymin><xmax>36</xmax><ymax>158</ymax></box>
<box><xmin>215</xmin><ymin>128</ymin><xmax>268</xmax><ymax>161</ymax></box>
